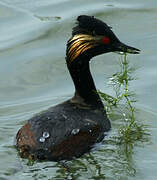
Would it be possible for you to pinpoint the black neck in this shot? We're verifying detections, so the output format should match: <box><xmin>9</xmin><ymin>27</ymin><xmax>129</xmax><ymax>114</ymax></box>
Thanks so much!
<box><xmin>67</xmin><ymin>56</ymin><xmax>103</xmax><ymax>109</ymax></box>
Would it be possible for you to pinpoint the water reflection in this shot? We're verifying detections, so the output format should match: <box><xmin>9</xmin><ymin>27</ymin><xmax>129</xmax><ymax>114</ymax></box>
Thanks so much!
<box><xmin>48</xmin><ymin>132</ymin><xmax>147</xmax><ymax>180</ymax></box>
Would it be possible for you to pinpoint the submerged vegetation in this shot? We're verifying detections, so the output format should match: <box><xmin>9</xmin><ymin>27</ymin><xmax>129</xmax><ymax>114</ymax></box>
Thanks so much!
<box><xmin>98</xmin><ymin>53</ymin><xmax>150</xmax><ymax>177</ymax></box>
<box><xmin>100</xmin><ymin>53</ymin><xmax>149</xmax><ymax>148</ymax></box>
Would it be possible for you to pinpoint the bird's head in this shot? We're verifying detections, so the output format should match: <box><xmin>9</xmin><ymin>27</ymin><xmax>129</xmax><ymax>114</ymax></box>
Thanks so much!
<box><xmin>66</xmin><ymin>15</ymin><xmax>140</xmax><ymax>65</ymax></box>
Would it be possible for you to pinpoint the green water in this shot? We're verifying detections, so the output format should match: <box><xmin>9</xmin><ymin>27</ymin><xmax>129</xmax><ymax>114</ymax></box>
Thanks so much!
<box><xmin>0</xmin><ymin>0</ymin><xmax>157</xmax><ymax>179</ymax></box>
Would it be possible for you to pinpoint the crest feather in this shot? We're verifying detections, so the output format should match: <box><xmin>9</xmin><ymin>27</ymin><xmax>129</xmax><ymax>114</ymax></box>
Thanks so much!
<box><xmin>72</xmin><ymin>15</ymin><xmax>112</xmax><ymax>36</ymax></box>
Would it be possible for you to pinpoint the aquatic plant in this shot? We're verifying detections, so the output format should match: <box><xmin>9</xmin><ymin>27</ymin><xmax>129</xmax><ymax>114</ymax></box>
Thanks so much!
<box><xmin>99</xmin><ymin>53</ymin><xmax>149</xmax><ymax>146</ymax></box>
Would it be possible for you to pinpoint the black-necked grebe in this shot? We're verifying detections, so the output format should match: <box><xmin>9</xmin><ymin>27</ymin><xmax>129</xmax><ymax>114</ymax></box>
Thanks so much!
<box><xmin>16</xmin><ymin>15</ymin><xmax>140</xmax><ymax>161</ymax></box>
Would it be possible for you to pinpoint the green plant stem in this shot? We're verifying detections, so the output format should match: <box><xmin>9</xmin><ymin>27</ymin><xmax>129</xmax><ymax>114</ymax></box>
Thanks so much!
<box><xmin>99</xmin><ymin>53</ymin><xmax>149</xmax><ymax>145</ymax></box>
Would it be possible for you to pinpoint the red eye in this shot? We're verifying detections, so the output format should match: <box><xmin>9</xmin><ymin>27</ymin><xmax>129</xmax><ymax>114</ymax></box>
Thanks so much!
<box><xmin>102</xmin><ymin>37</ymin><xmax>110</xmax><ymax>44</ymax></box>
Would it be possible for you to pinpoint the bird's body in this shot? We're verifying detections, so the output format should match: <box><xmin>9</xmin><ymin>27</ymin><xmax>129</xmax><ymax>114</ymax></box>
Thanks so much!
<box><xmin>17</xmin><ymin>99</ymin><xmax>110</xmax><ymax>160</ymax></box>
<box><xmin>16</xmin><ymin>15</ymin><xmax>140</xmax><ymax>161</ymax></box>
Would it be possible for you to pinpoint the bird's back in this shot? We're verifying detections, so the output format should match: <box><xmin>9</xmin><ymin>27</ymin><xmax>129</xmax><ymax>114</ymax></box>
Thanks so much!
<box><xmin>16</xmin><ymin>100</ymin><xmax>110</xmax><ymax>160</ymax></box>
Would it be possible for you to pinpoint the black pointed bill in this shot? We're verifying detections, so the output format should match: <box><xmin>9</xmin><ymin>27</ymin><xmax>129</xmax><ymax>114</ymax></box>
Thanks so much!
<box><xmin>114</xmin><ymin>42</ymin><xmax>140</xmax><ymax>54</ymax></box>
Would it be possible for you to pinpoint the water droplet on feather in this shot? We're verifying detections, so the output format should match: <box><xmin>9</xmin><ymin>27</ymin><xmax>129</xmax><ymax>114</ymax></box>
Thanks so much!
<box><xmin>43</xmin><ymin>132</ymin><xmax>50</xmax><ymax>138</ymax></box>
<box><xmin>71</xmin><ymin>129</ymin><xmax>80</xmax><ymax>135</ymax></box>
<box><xmin>39</xmin><ymin>137</ymin><xmax>45</xmax><ymax>143</ymax></box>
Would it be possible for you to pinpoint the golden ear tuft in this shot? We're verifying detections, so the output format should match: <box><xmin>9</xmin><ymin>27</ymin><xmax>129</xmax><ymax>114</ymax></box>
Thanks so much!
<box><xmin>67</xmin><ymin>34</ymin><xmax>96</xmax><ymax>64</ymax></box>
